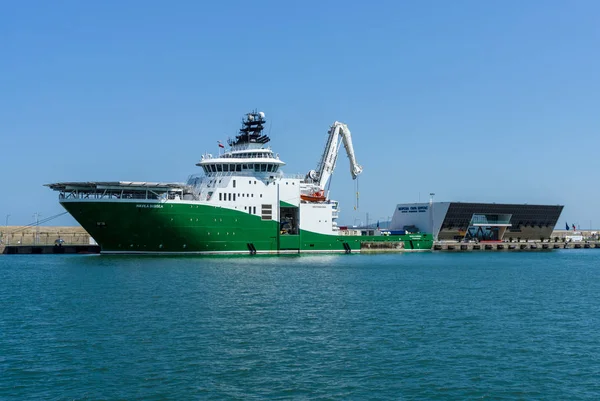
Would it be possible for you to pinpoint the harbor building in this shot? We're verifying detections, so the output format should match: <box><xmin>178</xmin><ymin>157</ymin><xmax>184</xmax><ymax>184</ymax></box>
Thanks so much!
<box><xmin>390</xmin><ymin>202</ymin><xmax>564</xmax><ymax>241</ymax></box>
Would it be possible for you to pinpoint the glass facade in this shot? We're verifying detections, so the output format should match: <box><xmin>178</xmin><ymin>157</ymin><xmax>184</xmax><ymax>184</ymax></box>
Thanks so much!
<box><xmin>438</xmin><ymin>203</ymin><xmax>564</xmax><ymax>241</ymax></box>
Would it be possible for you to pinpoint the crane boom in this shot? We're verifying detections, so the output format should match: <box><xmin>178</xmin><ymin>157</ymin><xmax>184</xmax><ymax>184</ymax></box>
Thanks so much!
<box><xmin>307</xmin><ymin>121</ymin><xmax>363</xmax><ymax>192</ymax></box>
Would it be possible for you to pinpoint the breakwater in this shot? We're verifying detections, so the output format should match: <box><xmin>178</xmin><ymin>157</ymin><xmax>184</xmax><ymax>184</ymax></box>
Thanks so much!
<box><xmin>0</xmin><ymin>226</ymin><xmax>92</xmax><ymax>254</ymax></box>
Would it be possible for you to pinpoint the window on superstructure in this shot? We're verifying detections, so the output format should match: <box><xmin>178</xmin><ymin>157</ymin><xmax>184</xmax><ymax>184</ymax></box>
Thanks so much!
<box><xmin>228</xmin><ymin>193</ymin><xmax>231</xmax><ymax>201</ymax></box>
<box><xmin>261</xmin><ymin>204</ymin><xmax>272</xmax><ymax>220</ymax></box>
<box><xmin>236</xmin><ymin>165</ymin><xmax>241</xmax><ymax>172</ymax></box>
<box><xmin>248</xmin><ymin>164</ymin><xmax>253</xmax><ymax>170</ymax></box>
<box><xmin>233</xmin><ymin>180</ymin><xmax>236</xmax><ymax>188</ymax></box>
<box><xmin>216</xmin><ymin>164</ymin><xmax>222</xmax><ymax>172</ymax></box>
<box><xmin>242</xmin><ymin>164</ymin><xmax>248</xmax><ymax>169</ymax></box>
<box><xmin>223</xmin><ymin>164</ymin><xmax>228</xmax><ymax>172</ymax></box>
<box><xmin>261</xmin><ymin>164</ymin><xmax>267</xmax><ymax>172</ymax></box>
<box><xmin>254</xmin><ymin>165</ymin><xmax>260</xmax><ymax>172</ymax></box>
<box><xmin>266</xmin><ymin>164</ymin><xmax>272</xmax><ymax>172</ymax></box>
<box><xmin>233</xmin><ymin>194</ymin><xmax>236</xmax><ymax>201</ymax></box>
<box><xmin>219</xmin><ymin>193</ymin><xmax>222</xmax><ymax>201</ymax></box>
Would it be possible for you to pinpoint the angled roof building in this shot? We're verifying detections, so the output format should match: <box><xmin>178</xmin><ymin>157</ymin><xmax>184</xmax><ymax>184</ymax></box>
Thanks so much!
<box><xmin>390</xmin><ymin>202</ymin><xmax>564</xmax><ymax>241</ymax></box>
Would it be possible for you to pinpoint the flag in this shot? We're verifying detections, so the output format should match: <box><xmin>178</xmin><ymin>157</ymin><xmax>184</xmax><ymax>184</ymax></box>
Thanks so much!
<box><xmin>218</xmin><ymin>141</ymin><xmax>224</xmax><ymax>148</ymax></box>
<box><xmin>565</xmin><ymin>222</ymin><xmax>569</xmax><ymax>230</ymax></box>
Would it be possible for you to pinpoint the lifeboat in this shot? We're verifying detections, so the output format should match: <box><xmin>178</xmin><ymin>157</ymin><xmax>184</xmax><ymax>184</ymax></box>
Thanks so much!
<box><xmin>300</xmin><ymin>190</ymin><xmax>326</xmax><ymax>202</ymax></box>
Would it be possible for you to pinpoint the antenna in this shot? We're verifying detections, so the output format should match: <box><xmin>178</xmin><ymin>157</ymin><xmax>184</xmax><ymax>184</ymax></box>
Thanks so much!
<box><xmin>268</xmin><ymin>118</ymin><xmax>273</xmax><ymax>137</ymax></box>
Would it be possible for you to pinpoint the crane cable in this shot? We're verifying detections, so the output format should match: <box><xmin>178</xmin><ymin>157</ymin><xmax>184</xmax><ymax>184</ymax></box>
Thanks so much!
<box><xmin>5</xmin><ymin>212</ymin><xmax>69</xmax><ymax>235</ymax></box>
<box><xmin>354</xmin><ymin>177</ymin><xmax>359</xmax><ymax>211</ymax></box>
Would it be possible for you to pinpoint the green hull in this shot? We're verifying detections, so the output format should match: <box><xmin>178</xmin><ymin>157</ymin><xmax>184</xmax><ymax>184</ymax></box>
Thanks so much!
<box><xmin>61</xmin><ymin>201</ymin><xmax>433</xmax><ymax>254</ymax></box>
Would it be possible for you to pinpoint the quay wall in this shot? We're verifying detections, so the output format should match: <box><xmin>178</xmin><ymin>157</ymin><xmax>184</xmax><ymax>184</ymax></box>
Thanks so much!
<box><xmin>1</xmin><ymin>226</ymin><xmax>597</xmax><ymax>254</ymax></box>
<box><xmin>433</xmin><ymin>241</ymin><xmax>600</xmax><ymax>251</ymax></box>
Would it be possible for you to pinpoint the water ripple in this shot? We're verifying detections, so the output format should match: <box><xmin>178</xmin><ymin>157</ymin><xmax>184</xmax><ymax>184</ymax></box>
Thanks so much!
<box><xmin>1</xmin><ymin>251</ymin><xmax>600</xmax><ymax>400</ymax></box>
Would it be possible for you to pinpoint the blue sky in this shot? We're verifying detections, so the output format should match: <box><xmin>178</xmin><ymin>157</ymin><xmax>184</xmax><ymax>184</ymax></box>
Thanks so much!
<box><xmin>1</xmin><ymin>0</ymin><xmax>599</xmax><ymax>228</ymax></box>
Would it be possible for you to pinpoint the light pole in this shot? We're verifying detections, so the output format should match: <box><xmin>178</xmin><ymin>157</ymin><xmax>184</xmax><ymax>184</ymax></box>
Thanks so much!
<box><xmin>429</xmin><ymin>193</ymin><xmax>436</xmax><ymax>241</ymax></box>
<box><xmin>33</xmin><ymin>213</ymin><xmax>41</xmax><ymax>245</ymax></box>
<box><xmin>5</xmin><ymin>214</ymin><xmax>9</xmax><ymax>245</ymax></box>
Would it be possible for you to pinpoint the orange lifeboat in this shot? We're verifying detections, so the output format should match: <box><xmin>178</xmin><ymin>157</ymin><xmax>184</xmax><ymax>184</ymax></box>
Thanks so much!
<box><xmin>300</xmin><ymin>190</ymin><xmax>326</xmax><ymax>202</ymax></box>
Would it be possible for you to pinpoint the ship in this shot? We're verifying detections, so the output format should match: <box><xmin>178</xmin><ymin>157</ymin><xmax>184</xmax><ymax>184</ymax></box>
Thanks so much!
<box><xmin>46</xmin><ymin>111</ymin><xmax>433</xmax><ymax>255</ymax></box>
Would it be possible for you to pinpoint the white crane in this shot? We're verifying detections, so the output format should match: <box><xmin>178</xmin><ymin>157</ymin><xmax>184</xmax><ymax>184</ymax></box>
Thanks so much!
<box><xmin>303</xmin><ymin>121</ymin><xmax>363</xmax><ymax>201</ymax></box>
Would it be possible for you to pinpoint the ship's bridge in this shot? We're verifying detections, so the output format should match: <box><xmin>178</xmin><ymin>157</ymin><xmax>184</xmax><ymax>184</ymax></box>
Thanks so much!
<box><xmin>197</xmin><ymin>149</ymin><xmax>285</xmax><ymax>176</ymax></box>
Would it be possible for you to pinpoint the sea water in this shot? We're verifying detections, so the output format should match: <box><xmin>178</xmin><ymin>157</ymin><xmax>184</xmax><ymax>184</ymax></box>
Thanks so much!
<box><xmin>1</xmin><ymin>251</ymin><xmax>599</xmax><ymax>400</ymax></box>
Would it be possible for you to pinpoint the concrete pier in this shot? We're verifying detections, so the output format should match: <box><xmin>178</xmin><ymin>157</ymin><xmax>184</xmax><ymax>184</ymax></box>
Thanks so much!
<box><xmin>433</xmin><ymin>241</ymin><xmax>600</xmax><ymax>251</ymax></box>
